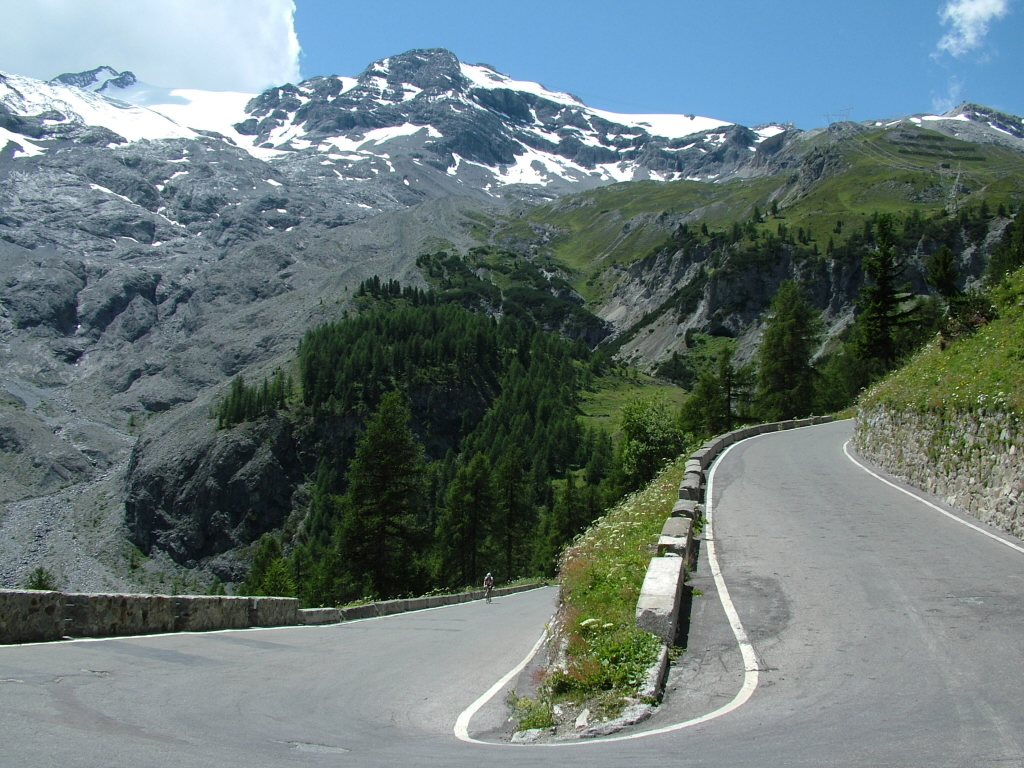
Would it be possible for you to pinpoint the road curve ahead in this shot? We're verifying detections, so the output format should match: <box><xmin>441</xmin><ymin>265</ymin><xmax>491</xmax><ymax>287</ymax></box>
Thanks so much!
<box><xmin>3</xmin><ymin>420</ymin><xmax>1023</xmax><ymax>767</ymax></box>
<box><xmin>0</xmin><ymin>587</ymin><xmax>560</xmax><ymax>768</ymax></box>
<box><xmin>641</xmin><ymin>419</ymin><xmax>1024</xmax><ymax>767</ymax></box>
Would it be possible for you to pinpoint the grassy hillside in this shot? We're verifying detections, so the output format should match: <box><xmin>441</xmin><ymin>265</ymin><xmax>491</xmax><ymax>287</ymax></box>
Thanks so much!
<box><xmin>490</xmin><ymin>123</ymin><xmax>1024</xmax><ymax>307</ymax></box>
<box><xmin>860</xmin><ymin>265</ymin><xmax>1024</xmax><ymax>415</ymax></box>
<box><xmin>578</xmin><ymin>372</ymin><xmax>688</xmax><ymax>436</ymax></box>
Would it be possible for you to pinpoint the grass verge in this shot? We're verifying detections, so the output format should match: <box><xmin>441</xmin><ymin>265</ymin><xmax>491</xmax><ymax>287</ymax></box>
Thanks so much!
<box><xmin>510</xmin><ymin>454</ymin><xmax>694</xmax><ymax>730</ymax></box>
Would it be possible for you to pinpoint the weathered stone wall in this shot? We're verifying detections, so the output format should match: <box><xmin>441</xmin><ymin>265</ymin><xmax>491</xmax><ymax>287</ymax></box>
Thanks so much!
<box><xmin>0</xmin><ymin>584</ymin><xmax>546</xmax><ymax>644</ymax></box>
<box><xmin>63</xmin><ymin>592</ymin><xmax>178</xmax><ymax>637</ymax></box>
<box><xmin>0</xmin><ymin>589</ymin><xmax>65</xmax><ymax>644</ymax></box>
<box><xmin>854</xmin><ymin>406</ymin><xmax>1023</xmax><ymax>538</ymax></box>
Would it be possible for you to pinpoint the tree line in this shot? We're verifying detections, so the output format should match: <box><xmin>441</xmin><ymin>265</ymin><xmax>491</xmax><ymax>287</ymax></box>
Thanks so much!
<box><xmin>241</xmin><ymin>294</ymin><xmax>682</xmax><ymax>605</ymax></box>
<box><xmin>671</xmin><ymin>204</ymin><xmax>1021</xmax><ymax>435</ymax></box>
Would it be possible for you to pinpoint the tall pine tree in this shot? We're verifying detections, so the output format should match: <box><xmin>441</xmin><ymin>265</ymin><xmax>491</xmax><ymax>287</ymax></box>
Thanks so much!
<box><xmin>435</xmin><ymin>453</ymin><xmax>497</xmax><ymax>588</ymax></box>
<box><xmin>853</xmin><ymin>215</ymin><xmax>916</xmax><ymax>370</ymax></box>
<box><xmin>337</xmin><ymin>391</ymin><xmax>426</xmax><ymax>600</ymax></box>
<box><xmin>756</xmin><ymin>280</ymin><xmax>819</xmax><ymax>421</ymax></box>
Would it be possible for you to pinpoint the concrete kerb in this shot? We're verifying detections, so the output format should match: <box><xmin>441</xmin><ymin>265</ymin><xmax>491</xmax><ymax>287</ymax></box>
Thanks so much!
<box><xmin>635</xmin><ymin>557</ymin><xmax>686</xmax><ymax>643</ymax></box>
<box><xmin>635</xmin><ymin>413</ymin><xmax>837</xmax><ymax>702</ymax></box>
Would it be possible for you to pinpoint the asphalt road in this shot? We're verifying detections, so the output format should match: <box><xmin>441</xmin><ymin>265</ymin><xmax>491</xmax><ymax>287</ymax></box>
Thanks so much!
<box><xmin>3</xmin><ymin>419</ymin><xmax>1023</xmax><ymax>767</ymax></box>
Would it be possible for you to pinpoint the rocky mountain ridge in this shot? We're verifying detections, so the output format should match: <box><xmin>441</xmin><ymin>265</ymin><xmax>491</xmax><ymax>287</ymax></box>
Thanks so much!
<box><xmin>1</xmin><ymin>48</ymin><xmax>1022</xmax><ymax>591</ymax></box>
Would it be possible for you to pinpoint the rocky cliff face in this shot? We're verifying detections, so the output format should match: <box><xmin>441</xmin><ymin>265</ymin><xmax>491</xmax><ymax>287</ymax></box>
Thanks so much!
<box><xmin>595</xmin><ymin>231</ymin><xmax>866</xmax><ymax>367</ymax></box>
<box><xmin>124</xmin><ymin>406</ymin><xmax>305</xmax><ymax>576</ymax></box>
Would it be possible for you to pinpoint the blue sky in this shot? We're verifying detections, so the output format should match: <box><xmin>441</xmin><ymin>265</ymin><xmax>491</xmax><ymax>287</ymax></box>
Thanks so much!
<box><xmin>292</xmin><ymin>0</ymin><xmax>1022</xmax><ymax>129</ymax></box>
<box><xmin>1</xmin><ymin>0</ymin><xmax>1019</xmax><ymax>131</ymax></box>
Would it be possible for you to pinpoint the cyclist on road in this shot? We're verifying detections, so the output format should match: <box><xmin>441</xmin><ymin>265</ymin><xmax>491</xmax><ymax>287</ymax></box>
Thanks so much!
<box><xmin>483</xmin><ymin>572</ymin><xmax>494</xmax><ymax>602</ymax></box>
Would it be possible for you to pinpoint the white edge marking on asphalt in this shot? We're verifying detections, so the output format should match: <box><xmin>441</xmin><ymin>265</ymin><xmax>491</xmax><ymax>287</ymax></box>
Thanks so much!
<box><xmin>843</xmin><ymin>440</ymin><xmax>1024</xmax><ymax>555</ymax></box>
<box><xmin>455</xmin><ymin>439</ymin><xmax>762</xmax><ymax>746</ymax></box>
<box><xmin>454</xmin><ymin>630</ymin><xmax>547</xmax><ymax>742</ymax></box>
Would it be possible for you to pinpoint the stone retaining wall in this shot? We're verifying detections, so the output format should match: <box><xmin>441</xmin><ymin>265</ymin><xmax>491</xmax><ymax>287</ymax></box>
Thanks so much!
<box><xmin>854</xmin><ymin>405</ymin><xmax>1023</xmax><ymax>538</ymax></box>
<box><xmin>0</xmin><ymin>583</ymin><xmax>546</xmax><ymax>645</ymax></box>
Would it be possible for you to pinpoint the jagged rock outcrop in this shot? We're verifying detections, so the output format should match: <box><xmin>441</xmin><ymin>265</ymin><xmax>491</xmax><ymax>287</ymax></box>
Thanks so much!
<box><xmin>125</xmin><ymin>408</ymin><xmax>305</xmax><ymax>571</ymax></box>
<box><xmin>51</xmin><ymin>66</ymin><xmax>137</xmax><ymax>93</ymax></box>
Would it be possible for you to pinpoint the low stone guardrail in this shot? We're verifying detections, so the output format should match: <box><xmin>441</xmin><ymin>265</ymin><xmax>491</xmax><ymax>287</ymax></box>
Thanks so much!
<box><xmin>635</xmin><ymin>416</ymin><xmax>835</xmax><ymax>685</ymax></box>
<box><xmin>1</xmin><ymin>582</ymin><xmax>545</xmax><ymax>644</ymax></box>
<box><xmin>0</xmin><ymin>590</ymin><xmax>299</xmax><ymax>644</ymax></box>
<box><xmin>316</xmin><ymin>582</ymin><xmax>545</xmax><ymax>624</ymax></box>
<box><xmin>635</xmin><ymin>557</ymin><xmax>687</xmax><ymax>642</ymax></box>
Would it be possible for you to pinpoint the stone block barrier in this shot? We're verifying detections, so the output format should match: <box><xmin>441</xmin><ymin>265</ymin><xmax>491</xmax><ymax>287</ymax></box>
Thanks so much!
<box><xmin>1</xmin><ymin>582</ymin><xmax>546</xmax><ymax>644</ymax></box>
<box><xmin>676</xmin><ymin>416</ymin><xmax>833</xmax><ymax>503</ymax></box>
<box><xmin>672</xmin><ymin>499</ymin><xmax>700</xmax><ymax>519</ymax></box>
<box><xmin>63</xmin><ymin>592</ymin><xmax>178</xmax><ymax>638</ymax></box>
<box><xmin>678</xmin><ymin>472</ymin><xmax>702</xmax><ymax>501</ymax></box>
<box><xmin>178</xmin><ymin>595</ymin><xmax>250</xmax><ymax>632</ymax></box>
<box><xmin>657</xmin><ymin>517</ymin><xmax>693</xmax><ymax>567</ymax></box>
<box><xmin>334</xmin><ymin>582</ymin><xmax>543</xmax><ymax>622</ymax></box>
<box><xmin>635</xmin><ymin>557</ymin><xmax>686</xmax><ymax>643</ymax></box>
<box><xmin>298</xmin><ymin>607</ymin><xmax>341</xmax><ymax>625</ymax></box>
<box><xmin>248</xmin><ymin>596</ymin><xmax>299</xmax><ymax>627</ymax></box>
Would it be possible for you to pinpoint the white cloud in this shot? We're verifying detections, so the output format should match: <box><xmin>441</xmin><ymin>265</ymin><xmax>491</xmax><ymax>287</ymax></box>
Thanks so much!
<box><xmin>936</xmin><ymin>0</ymin><xmax>1010</xmax><ymax>57</ymax></box>
<box><xmin>0</xmin><ymin>0</ymin><xmax>300</xmax><ymax>91</ymax></box>
<box><xmin>932</xmin><ymin>77</ymin><xmax>965</xmax><ymax>113</ymax></box>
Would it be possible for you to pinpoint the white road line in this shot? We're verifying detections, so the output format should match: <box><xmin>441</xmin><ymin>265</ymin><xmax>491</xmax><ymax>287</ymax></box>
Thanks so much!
<box><xmin>454</xmin><ymin>439</ymin><xmax>761</xmax><ymax>746</ymax></box>
<box><xmin>843</xmin><ymin>440</ymin><xmax>1024</xmax><ymax>555</ymax></box>
<box><xmin>454</xmin><ymin>630</ymin><xmax>547</xmax><ymax>743</ymax></box>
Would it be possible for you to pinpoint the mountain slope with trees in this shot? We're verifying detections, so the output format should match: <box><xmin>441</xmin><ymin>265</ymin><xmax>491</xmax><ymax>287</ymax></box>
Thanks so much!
<box><xmin>2</xmin><ymin>48</ymin><xmax>1022</xmax><ymax>593</ymax></box>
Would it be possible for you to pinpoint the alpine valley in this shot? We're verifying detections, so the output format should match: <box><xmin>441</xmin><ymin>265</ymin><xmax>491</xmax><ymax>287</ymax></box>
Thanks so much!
<box><xmin>1</xmin><ymin>48</ymin><xmax>1022</xmax><ymax>593</ymax></box>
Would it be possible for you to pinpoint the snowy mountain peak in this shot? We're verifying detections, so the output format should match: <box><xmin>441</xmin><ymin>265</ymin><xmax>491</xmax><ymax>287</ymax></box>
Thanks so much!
<box><xmin>225</xmin><ymin>48</ymin><xmax>751</xmax><ymax>190</ymax></box>
<box><xmin>360</xmin><ymin>48</ymin><xmax>469</xmax><ymax>95</ymax></box>
<box><xmin>4</xmin><ymin>50</ymin><xmax>1022</xmax><ymax>202</ymax></box>
<box><xmin>51</xmin><ymin>66</ymin><xmax>137</xmax><ymax>93</ymax></box>
<box><xmin>0</xmin><ymin>69</ymin><xmax>194</xmax><ymax>147</ymax></box>
<box><xmin>946</xmin><ymin>102</ymin><xmax>1024</xmax><ymax>142</ymax></box>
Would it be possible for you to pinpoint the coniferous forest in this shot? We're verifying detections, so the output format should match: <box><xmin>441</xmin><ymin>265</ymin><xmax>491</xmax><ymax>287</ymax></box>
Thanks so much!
<box><xmin>223</xmin><ymin>201</ymin><xmax>1023</xmax><ymax>606</ymax></box>
<box><xmin>233</xmin><ymin>266</ymin><xmax>649</xmax><ymax>605</ymax></box>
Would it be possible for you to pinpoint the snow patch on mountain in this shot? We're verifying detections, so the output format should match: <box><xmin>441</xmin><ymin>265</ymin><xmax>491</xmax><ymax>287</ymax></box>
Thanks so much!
<box><xmin>0</xmin><ymin>126</ymin><xmax>46</xmax><ymax>157</ymax></box>
<box><xmin>754</xmin><ymin>124</ymin><xmax>788</xmax><ymax>141</ymax></box>
<box><xmin>461</xmin><ymin>62</ymin><xmax>585</xmax><ymax>108</ymax></box>
<box><xmin>1</xmin><ymin>71</ymin><xmax>195</xmax><ymax>143</ymax></box>
<box><xmin>143</xmin><ymin>89</ymin><xmax>256</xmax><ymax>135</ymax></box>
